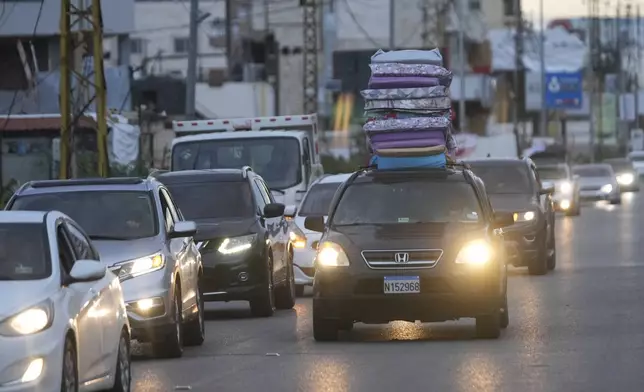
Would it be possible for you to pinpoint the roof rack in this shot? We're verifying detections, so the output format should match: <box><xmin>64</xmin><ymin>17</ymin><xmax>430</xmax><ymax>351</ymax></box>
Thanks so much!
<box><xmin>28</xmin><ymin>177</ymin><xmax>145</xmax><ymax>189</ymax></box>
<box><xmin>358</xmin><ymin>160</ymin><xmax>471</xmax><ymax>172</ymax></box>
<box><xmin>241</xmin><ymin>166</ymin><xmax>253</xmax><ymax>178</ymax></box>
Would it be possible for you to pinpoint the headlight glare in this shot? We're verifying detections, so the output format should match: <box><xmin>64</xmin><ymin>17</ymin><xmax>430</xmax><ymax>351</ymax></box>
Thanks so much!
<box><xmin>601</xmin><ymin>184</ymin><xmax>613</xmax><ymax>193</ymax></box>
<box><xmin>559</xmin><ymin>181</ymin><xmax>572</xmax><ymax>193</ymax></box>
<box><xmin>0</xmin><ymin>301</ymin><xmax>53</xmax><ymax>336</ymax></box>
<box><xmin>289</xmin><ymin>224</ymin><xmax>307</xmax><ymax>249</ymax></box>
<box><xmin>617</xmin><ymin>173</ymin><xmax>634</xmax><ymax>185</ymax></box>
<box><xmin>218</xmin><ymin>234</ymin><xmax>256</xmax><ymax>255</ymax></box>
<box><xmin>455</xmin><ymin>240</ymin><xmax>493</xmax><ymax>265</ymax></box>
<box><xmin>315</xmin><ymin>241</ymin><xmax>350</xmax><ymax>267</ymax></box>
<box><xmin>115</xmin><ymin>253</ymin><xmax>165</xmax><ymax>280</ymax></box>
<box><xmin>513</xmin><ymin>211</ymin><xmax>535</xmax><ymax>222</ymax></box>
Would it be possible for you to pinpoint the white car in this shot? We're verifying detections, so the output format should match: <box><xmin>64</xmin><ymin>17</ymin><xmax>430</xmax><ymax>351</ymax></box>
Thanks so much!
<box><xmin>286</xmin><ymin>173</ymin><xmax>352</xmax><ymax>296</ymax></box>
<box><xmin>0</xmin><ymin>211</ymin><xmax>131</xmax><ymax>392</ymax></box>
<box><xmin>627</xmin><ymin>151</ymin><xmax>644</xmax><ymax>177</ymax></box>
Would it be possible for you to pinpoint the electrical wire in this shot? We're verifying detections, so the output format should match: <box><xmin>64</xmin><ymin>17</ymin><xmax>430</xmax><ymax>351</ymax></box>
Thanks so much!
<box><xmin>342</xmin><ymin>0</ymin><xmax>385</xmax><ymax>48</ymax></box>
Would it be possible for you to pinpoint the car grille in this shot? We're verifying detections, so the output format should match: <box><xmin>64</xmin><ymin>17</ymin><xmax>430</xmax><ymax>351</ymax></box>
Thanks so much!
<box><xmin>580</xmin><ymin>185</ymin><xmax>601</xmax><ymax>191</ymax></box>
<box><xmin>360</xmin><ymin>249</ymin><xmax>443</xmax><ymax>269</ymax></box>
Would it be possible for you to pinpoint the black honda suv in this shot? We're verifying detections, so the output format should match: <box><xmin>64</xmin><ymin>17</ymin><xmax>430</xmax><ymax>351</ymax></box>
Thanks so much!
<box><xmin>303</xmin><ymin>164</ymin><xmax>515</xmax><ymax>341</ymax></box>
<box><xmin>154</xmin><ymin>167</ymin><xmax>296</xmax><ymax>317</ymax></box>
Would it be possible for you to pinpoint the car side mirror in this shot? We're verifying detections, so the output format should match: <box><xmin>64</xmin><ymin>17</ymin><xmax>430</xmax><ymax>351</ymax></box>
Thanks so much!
<box><xmin>492</xmin><ymin>211</ymin><xmax>514</xmax><ymax>228</ymax></box>
<box><xmin>170</xmin><ymin>221</ymin><xmax>197</xmax><ymax>239</ymax></box>
<box><xmin>264</xmin><ymin>203</ymin><xmax>285</xmax><ymax>218</ymax></box>
<box><xmin>284</xmin><ymin>205</ymin><xmax>297</xmax><ymax>218</ymax></box>
<box><xmin>539</xmin><ymin>184</ymin><xmax>555</xmax><ymax>195</ymax></box>
<box><xmin>69</xmin><ymin>260</ymin><xmax>106</xmax><ymax>282</ymax></box>
<box><xmin>304</xmin><ymin>216</ymin><xmax>325</xmax><ymax>232</ymax></box>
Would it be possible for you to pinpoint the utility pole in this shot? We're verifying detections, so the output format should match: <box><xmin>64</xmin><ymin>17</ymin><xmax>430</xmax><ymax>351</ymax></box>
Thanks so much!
<box><xmin>389</xmin><ymin>0</ymin><xmax>395</xmax><ymax>49</ymax></box>
<box><xmin>588</xmin><ymin>0</ymin><xmax>598</xmax><ymax>162</ymax></box>
<box><xmin>636</xmin><ymin>5</ymin><xmax>641</xmax><ymax>132</ymax></box>
<box><xmin>457</xmin><ymin>0</ymin><xmax>467</xmax><ymax>132</ymax></box>
<box><xmin>59</xmin><ymin>0</ymin><xmax>108</xmax><ymax>179</ymax></box>
<box><xmin>302</xmin><ymin>0</ymin><xmax>318</xmax><ymax>114</ymax></box>
<box><xmin>225</xmin><ymin>0</ymin><xmax>234</xmax><ymax>78</ymax></box>
<box><xmin>319</xmin><ymin>0</ymin><xmax>336</xmax><ymax>129</ymax></box>
<box><xmin>538</xmin><ymin>0</ymin><xmax>547</xmax><ymax>137</ymax></box>
<box><xmin>512</xmin><ymin>0</ymin><xmax>522</xmax><ymax>156</ymax></box>
<box><xmin>185</xmin><ymin>0</ymin><xmax>199</xmax><ymax>119</ymax></box>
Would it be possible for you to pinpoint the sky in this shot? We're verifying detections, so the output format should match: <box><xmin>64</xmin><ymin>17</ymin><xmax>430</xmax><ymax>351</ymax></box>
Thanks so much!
<box><xmin>522</xmin><ymin>0</ymin><xmax>587</xmax><ymax>21</ymax></box>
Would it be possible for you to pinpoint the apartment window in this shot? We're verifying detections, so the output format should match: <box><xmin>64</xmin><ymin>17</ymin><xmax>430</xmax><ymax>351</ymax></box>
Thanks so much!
<box><xmin>503</xmin><ymin>0</ymin><xmax>517</xmax><ymax>16</ymax></box>
<box><xmin>469</xmin><ymin>0</ymin><xmax>481</xmax><ymax>11</ymax></box>
<box><xmin>131</xmin><ymin>38</ymin><xmax>146</xmax><ymax>55</ymax></box>
<box><xmin>173</xmin><ymin>37</ymin><xmax>190</xmax><ymax>54</ymax></box>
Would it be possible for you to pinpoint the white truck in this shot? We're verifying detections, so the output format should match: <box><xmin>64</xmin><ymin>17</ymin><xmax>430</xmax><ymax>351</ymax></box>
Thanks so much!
<box><xmin>171</xmin><ymin>114</ymin><xmax>324</xmax><ymax>210</ymax></box>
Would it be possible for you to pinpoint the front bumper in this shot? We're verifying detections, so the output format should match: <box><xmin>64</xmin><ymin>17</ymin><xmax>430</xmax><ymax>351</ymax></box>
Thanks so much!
<box><xmin>199</xmin><ymin>246</ymin><xmax>267</xmax><ymax>302</ymax></box>
<box><xmin>579</xmin><ymin>189</ymin><xmax>618</xmax><ymax>201</ymax></box>
<box><xmin>313</xmin><ymin>265</ymin><xmax>502</xmax><ymax>323</ymax></box>
<box><xmin>552</xmin><ymin>193</ymin><xmax>576</xmax><ymax>211</ymax></box>
<box><xmin>293</xmin><ymin>247</ymin><xmax>317</xmax><ymax>285</ymax></box>
<box><xmin>501</xmin><ymin>221</ymin><xmax>543</xmax><ymax>267</ymax></box>
<box><xmin>0</xmin><ymin>332</ymin><xmax>64</xmax><ymax>391</ymax></box>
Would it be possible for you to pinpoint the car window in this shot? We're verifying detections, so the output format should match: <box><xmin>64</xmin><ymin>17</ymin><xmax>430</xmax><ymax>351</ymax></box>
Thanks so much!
<box><xmin>162</xmin><ymin>180</ymin><xmax>256</xmax><ymax>220</ymax></box>
<box><xmin>537</xmin><ymin>166</ymin><xmax>568</xmax><ymax>180</ymax></box>
<box><xmin>159</xmin><ymin>191</ymin><xmax>175</xmax><ymax>232</ymax></box>
<box><xmin>531</xmin><ymin>166</ymin><xmax>542</xmax><ymax>189</ymax></box>
<box><xmin>64</xmin><ymin>221</ymin><xmax>99</xmax><ymax>260</ymax></box>
<box><xmin>11</xmin><ymin>191</ymin><xmax>158</xmax><ymax>240</ymax></box>
<box><xmin>0</xmin><ymin>223</ymin><xmax>51</xmax><ymax>280</ymax></box>
<box><xmin>57</xmin><ymin>226</ymin><xmax>75</xmax><ymax>276</ymax></box>
<box><xmin>468</xmin><ymin>164</ymin><xmax>533</xmax><ymax>194</ymax></box>
<box><xmin>160</xmin><ymin>188</ymin><xmax>181</xmax><ymax>222</ymax></box>
<box><xmin>299</xmin><ymin>182</ymin><xmax>342</xmax><ymax>216</ymax></box>
<box><xmin>255</xmin><ymin>179</ymin><xmax>274</xmax><ymax>204</ymax></box>
<box><xmin>331</xmin><ymin>180</ymin><xmax>482</xmax><ymax>225</ymax></box>
<box><xmin>252</xmin><ymin>181</ymin><xmax>268</xmax><ymax>213</ymax></box>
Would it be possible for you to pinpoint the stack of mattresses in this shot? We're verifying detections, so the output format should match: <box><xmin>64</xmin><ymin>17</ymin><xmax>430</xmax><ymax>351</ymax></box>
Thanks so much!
<box><xmin>361</xmin><ymin>49</ymin><xmax>457</xmax><ymax>170</ymax></box>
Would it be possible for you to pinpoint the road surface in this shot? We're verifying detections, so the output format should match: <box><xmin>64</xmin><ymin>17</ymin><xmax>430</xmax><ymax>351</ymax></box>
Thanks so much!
<box><xmin>131</xmin><ymin>193</ymin><xmax>644</xmax><ymax>392</ymax></box>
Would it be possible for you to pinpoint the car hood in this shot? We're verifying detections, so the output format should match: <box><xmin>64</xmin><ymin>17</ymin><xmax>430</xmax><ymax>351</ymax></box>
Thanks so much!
<box><xmin>577</xmin><ymin>177</ymin><xmax>614</xmax><ymax>187</ymax></box>
<box><xmin>92</xmin><ymin>237</ymin><xmax>162</xmax><ymax>267</ymax></box>
<box><xmin>192</xmin><ymin>218</ymin><xmax>256</xmax><ymax>242</ymax></box>
<box><xmin>329</xmin><ymin>222</ymin><xmax>486</xmax><ymax>250</ymax></box>
<box><xmin>0</xmin><ymin>279</ymin><xmax>58</xmax><ymax>320</ymax></box>
<box><xmin>488</xmin><ymin>194</ymin><xmax>537</xmax><ymax>212</ymax></box>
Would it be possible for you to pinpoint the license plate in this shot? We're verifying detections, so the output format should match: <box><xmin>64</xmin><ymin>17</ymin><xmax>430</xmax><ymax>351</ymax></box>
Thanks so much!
<box><xmin>383</xmin><ymin>276</ymin><xmax>420</xmax><ymax>294</ymax></box>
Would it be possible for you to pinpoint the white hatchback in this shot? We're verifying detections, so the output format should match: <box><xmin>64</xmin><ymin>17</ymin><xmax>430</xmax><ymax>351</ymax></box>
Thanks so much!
<box><xmin>286</xmin><ymin>173</ymin><xmax>352</xmax><ymax>296</ymax></box>
<box><xmin>0</xmin><ymin>211</ymin><xmax>131</xmax><ymax>392</ymax></box>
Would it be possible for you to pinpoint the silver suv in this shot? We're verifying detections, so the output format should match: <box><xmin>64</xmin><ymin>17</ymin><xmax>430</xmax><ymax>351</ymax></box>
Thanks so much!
<box><xmin>6</xmin><ymin>177</ymin><xmax>204</xmax><ymax>358</ymax></box>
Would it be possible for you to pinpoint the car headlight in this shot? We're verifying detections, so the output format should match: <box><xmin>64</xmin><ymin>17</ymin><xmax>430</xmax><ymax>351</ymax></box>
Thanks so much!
<box><xmin>454</xmin><ymin>239</ymin><xmax>493</xmax><ymax>265</ymax></box>
<box><xmin>218</xmin><ymin>234</ymin><xmax>256</xmax><ymax>255</ymax></box>
<box><xmin>601</xmin><ymin>184</ymin><xmax>613</xmax><ymax>193</ymax></box>
<box><xmin>0</xmin><ymin>300</ymin><xmax>53</xmax><ymax>336</ymax></box>
<box><xmin>315</xmin><ymin>241</ymin><xmax>350</xmax><ymax>267</ymax></box>
<box><xmin>289</xmin><ymin>224</ymin><xmax>307</xmax><ymax>249</ymax></box>
<box><xmin>617</xmin><ymin>173</ymin><xmax>634</xmax><ymax>185</ymax></box>
<box><xmin>513</xmin><ymin>210</ymin><xmax>536</xmax><ymax>222</ymax></box>
<box><xmin>559</xmin><ymin>181</ymin><xmax>573</xmax><ymax>193</ymax></box>
<box><xmin>115</xmin><ymin>253</ymin><xmax>165</xmax><ymax>280</ymax></box>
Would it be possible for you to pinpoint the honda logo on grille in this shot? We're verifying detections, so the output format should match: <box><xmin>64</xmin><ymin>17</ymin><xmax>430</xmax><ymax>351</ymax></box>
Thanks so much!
<box><xmin>394</xmin><ymin>252</ymin><xmax>409</xmax><ymax>263</ymax></box>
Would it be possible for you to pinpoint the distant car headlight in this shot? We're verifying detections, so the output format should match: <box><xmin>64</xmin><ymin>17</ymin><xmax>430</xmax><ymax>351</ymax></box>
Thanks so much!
<box><xmin>455</xmin><ymin>239</ymin><xmax>493</xmax><ymax>265</ymax></box>
<box><xmin>513</xmin><ymin>210</ymin><xmax>536</xmax><ymax>222</ymax></box>
<box><xmin>0</xmin><ymin>300</ymin><xmax>53</xmax><ymax>336</ymax></box>
<box><xmin>115</xmin><ymin>253</ymin><xmax>165</xmax><ymax>280</ymax></box>
<box><xmin>315</xmin><ymin>241</ymin><xmax>350</xmax><ymax>267</ymax></box>
<box><xmin>559</xmin><ymin>181</ymin><xmax>573</xmax><ymax>193</ymax></box>
<box><xmin>289</xmin><ymin>224</ymin><xmax>307</xmax><ymax>249</ymax></box>
<box><xmin>218</xmin><ymin>234</ymin><xmax>256</xmax><ymax>255</ymax></box>
<box><xmin>617</xmin><ymin>173</ymin><xmax>634</xmax><ymax>185</ymax></box>
<box><xmin>601</xmin><ymin>184</ymin><xmax>613</xmax><ymax>193</ymax></box>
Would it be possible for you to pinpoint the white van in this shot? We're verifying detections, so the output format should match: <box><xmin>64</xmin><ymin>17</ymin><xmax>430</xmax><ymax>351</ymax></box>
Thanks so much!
<box><xmin>171</xmin><ymin>115</ymin><xmax>324</xmax><ymax>208</ymax></box>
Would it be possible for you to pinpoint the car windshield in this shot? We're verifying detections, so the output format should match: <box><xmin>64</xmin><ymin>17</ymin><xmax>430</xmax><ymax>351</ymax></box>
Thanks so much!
<box><xmin>573</xmin><ymin>166</ymin><xmax>612</xmax><ymax>177</ymax></box>
<box><xmin>629</xmin><ymin>154</ymin><xmax>644</xmax><ymax>161</ymax></box>
<box><xmin>468</xmin><ymin>164</ymin><xmax>532</xmax><ymax>194</ymax></box>
<box><xmin>537</xmin><ymin>166</ymin><xmax>568</xmax><ymax>180</ymax></box>
<box><xmin>163</xmin><ymin>181</ymin><xmax>255</xmax><ymax>220</ymax></box>
<box><xmin>172</xmin><ymin>137</ymin><xmax>302</xmax><ymax>190</ymax></box>
<box><xmin>0</xmin><ymin>223</ymin><xmax>51</xmax><ymax>280</ymax></box>
<box><xmin>331</xmin><ymin>180</ymin><xmax>482</xmax><ymax>225</ymax></box>
<box><xmin>10</xmin><ymin>191</ymin><xmax>158</xmax><ymax>240</ymax></box>
<box><xmin>298</xmin><ymin>183</ymin><xmax>342</xmax><ymax>216</ymax></box>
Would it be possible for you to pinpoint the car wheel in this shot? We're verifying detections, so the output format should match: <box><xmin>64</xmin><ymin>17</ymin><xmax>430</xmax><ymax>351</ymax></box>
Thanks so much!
<box><xmin>183</xmin><ymin>285</ymin><xmax>205</xmax><ymax>346</ymax></box>
<box><xmin>610</xmin><ymin>197</ymin><xmax>622</xmax><ymax>205</ymax></box>
<box><xmin>500</xmin><ymin>292</ymin><xmax>509</xmax><ymax>329</ymax></box>
<box><xmin>249</xmin><ymin>254</ymin><xmax>276</xmax><ymax>317</ymax></box>
<box><xmin>476</xmin><ymin>306</ymin><xmax>501</xmax><ymax>339</ymax></box>
<box><xmin>275</xmin><ymin>254</ymin><xmax>296</xmax><ymax>310</ymax></box>
<box><xmin>109</xmin><ymin>331</ymin><xmax>131</xmax><ymax>392</ymax></box>
<box><xmin>61</xmin><ymin>337</ymin><xmax>78</xmax><ymax>392</ymax></box>
<box><xmin>152</xmin><ymin>288</ymin><xmax>183</xmax><ymax>358</ymax></box>
<box><xmin>313</xmin><ymin>314</ymin><xmax>339</xmax><ymax>341</ymax></box>
<box><xmin>528</xmin><ymin>232</ymin><xmax>548</xmax><ymax>276</ymax></box>
<box><xmin>295</xmin><ymin>285</ymin><xmax>305</xmax><ymax>297</ymax></box>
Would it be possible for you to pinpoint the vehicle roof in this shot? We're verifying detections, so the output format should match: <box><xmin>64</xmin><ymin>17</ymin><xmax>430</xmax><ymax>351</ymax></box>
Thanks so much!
<box><xmin>465</xmin><ymin>158</ymin><xmax>528</xmax><ymax>166</ymax></box>
<box><xmin>0</xmin><ymin>211</ymin><xmax>48</xmax><ymax>223</ymax></box>
<box><xmin>354</xmin><ymin>167</ymin><xmax>470</xmax><ymax>183</ymax></box>
<box><xmin>155</xmin><ymin>169</ymin><xmax>248</xmax><ymax>184</ymax></box>
<box><xmin>316</xmin><ymin>173</ymin><xmax>353</xmax><ymax>184</ymax></box>
<box><xmin>171</xmin><ymin>131</ymin><xmax>304</xmax><ymax>147</ymax></box>
<box><xmin>15</xmin><ymin>177</ymin><xmax>157</xmax><ymax>196</ymax></box>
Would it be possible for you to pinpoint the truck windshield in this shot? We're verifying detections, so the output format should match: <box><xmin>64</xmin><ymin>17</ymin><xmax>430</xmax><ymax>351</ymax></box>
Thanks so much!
<box><xmin>172</xmin><ymin>137</ymin><xmax>301</xmax><ymax>190</ymax></box>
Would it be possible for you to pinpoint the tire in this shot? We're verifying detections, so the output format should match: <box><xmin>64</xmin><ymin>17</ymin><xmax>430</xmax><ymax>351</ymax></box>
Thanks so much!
<box><xmin>610</xmin><ymin>197</ymin><xmax>621</xmax><ymax>205</ymax></box>
<box><xmin>275</xmin><ymin>255</ymin><xmax>296</xmax><ymax>310</ymax></box>
<box><xmin>476</xmin><ymin>307</ymin><xmax>501</xmax><ymax>339</ymax></box>
<box><xmin>500</xmin><ymin>293</ymin><xmax>509</xmax><ymax>329</ymax></box>
<box><xmin>183</xmin><ymin>286</ymin><xmax>205</xmax><ymax>346</ymax></box>
<box><xmin>295</xmin><ymin>285</ymin><xmax>305</xmax><ymax>297</ymax></box>
<box><xmin>61</xmin><ymin>337</ymin><xmax>78</xmax><ymax>392</ymax></box>
<box><xmin>152</xmin><ymin>288</ymin><xmax>183</xmax><ymax>358</ymax></box>
<box><xmin>528</xmin><ymin>232</ymin><xmax>548</xmax><ymax>276</ymax></box>
<box><xmin>109</xmin><ymin>331</ymin><xmax>131</xmax><ymax>392</ymax></box>
<box><xmin>313</xmin><ymin>315</ymin><xmax>339</xmax><ymax>341</ymax></box>
<box><xmin>250</xmin><ymin>255</ymin><xmax>275</xmax><ymax>317</ymax></box>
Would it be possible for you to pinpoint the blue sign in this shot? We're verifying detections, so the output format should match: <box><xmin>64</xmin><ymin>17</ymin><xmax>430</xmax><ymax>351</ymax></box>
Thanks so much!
<box><xmin>544</xmin><ymin>72</ymin><xmax>583</xmax><ymax>109</ymax></box>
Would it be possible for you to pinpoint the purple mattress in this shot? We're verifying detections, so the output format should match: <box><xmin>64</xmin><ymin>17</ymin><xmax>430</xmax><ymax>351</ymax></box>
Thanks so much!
<box><xmin>368</xmin><ymin>130</ymin><xmax>446</xmax><ymax>143</ymax></box>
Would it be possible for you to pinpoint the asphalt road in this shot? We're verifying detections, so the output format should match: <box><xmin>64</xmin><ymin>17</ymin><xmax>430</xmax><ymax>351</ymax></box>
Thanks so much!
<box><xmin>131</xmin><ymin>193</ymin><xmax>644</xmax><ymax>392</ymax></box>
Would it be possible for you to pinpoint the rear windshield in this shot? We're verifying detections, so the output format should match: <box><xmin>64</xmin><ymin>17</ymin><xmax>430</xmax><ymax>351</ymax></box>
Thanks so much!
<box><xmin>10</xmin><ymin>191</ymin><xmax>158</xmax><ymax>240</ymax></box>
<box><xmin>629</xmin><ymin>154</ymin><xmax>644</xmax><ymax>162</ymax></box>
<box><xmin>468</xmin><ymin>164</ymin><xmax>533</xmax><ymax>194</ymax></box>
<box><xmin>298</xmin><ymin>183</ymin><xmax>342</xmax><ymax>216</ymax></box>
<box><xmin>573</xmin><ymin>166</ymin><xmax>612</xmax><ymax>177</ymax></box>
<box><xmin>0</xmin><ymin>223</ymin><xmax>51</xmax><ymax>280</ymax></box>
<box><xmin>331</xmin><ymin>180</ymin><xmax>482</xmax><ymax>225</ymax></box>
<box><xmin>162</xmin><ymin>181</ymin><xmax>255</xmax><ymax>220</ymax></box>
<box><xmin>537</xmin><ymin>166</ymin><xmax>568</xmax><ymax>180</ymax></box>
